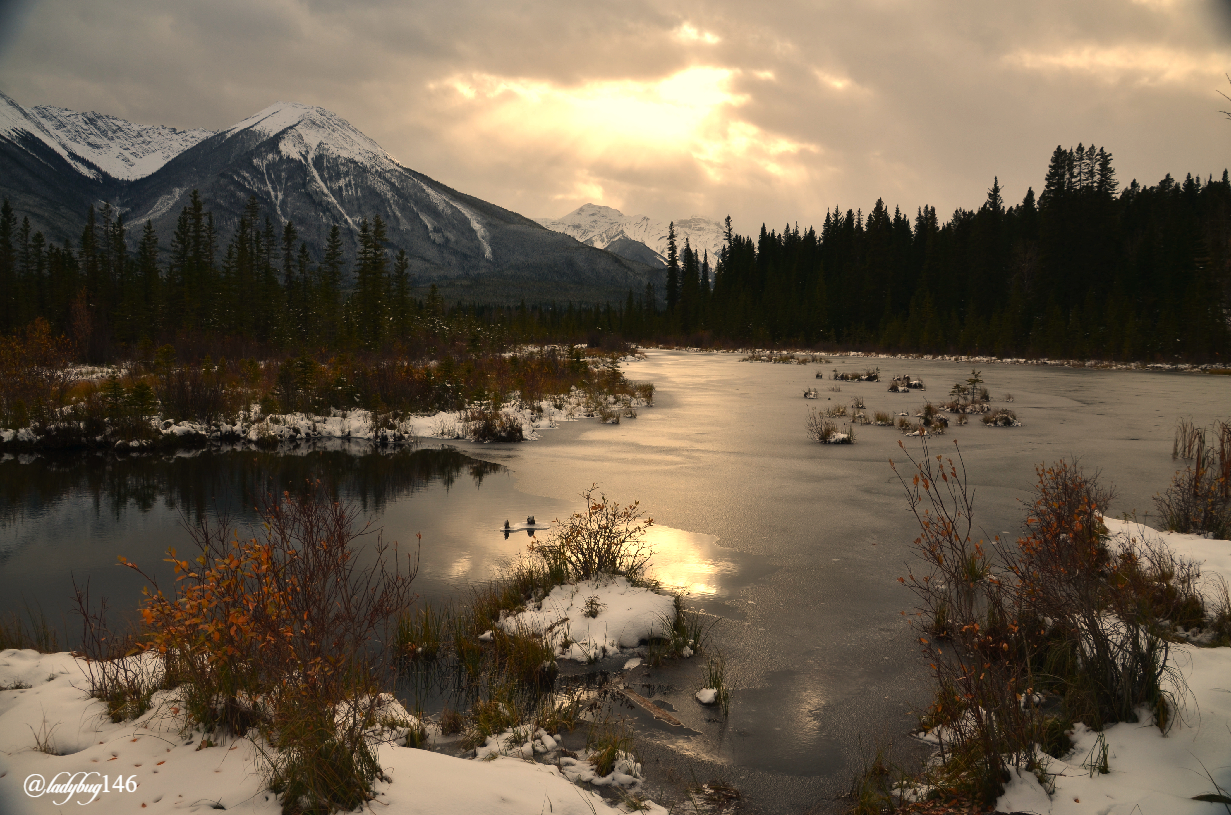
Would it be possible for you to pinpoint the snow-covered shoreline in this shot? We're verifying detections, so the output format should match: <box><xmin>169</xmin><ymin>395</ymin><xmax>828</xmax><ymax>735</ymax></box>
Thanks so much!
<box><xmin>0</xmin><ymin>648</ymin><xmax>669</xmax><ymax>814</ymax></box>
<box><xmin>990</xmin><ymin>518</ymin><xmax>1231</xmax><ymax>815</ymax></box>
<box><xmin>0</xmin><ymin>390</ymin><xmax>644</xmax><ymax>455</ymax></box>
<box><xmin>0</xmin><ymin>578</ymin><xmax>680</xmax><ymax>814</ymax></box>
<box><xmin>675</xmin><ymin>344</ymin><xmax>1228</xmax><ymax>374</ymax></box>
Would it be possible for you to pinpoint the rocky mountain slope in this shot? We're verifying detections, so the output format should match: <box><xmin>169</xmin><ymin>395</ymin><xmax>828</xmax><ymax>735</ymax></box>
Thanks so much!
<box><xmin>29</xmin><ymin>104</ymin><xmax>214</xmax><ymax>181</ymax></box>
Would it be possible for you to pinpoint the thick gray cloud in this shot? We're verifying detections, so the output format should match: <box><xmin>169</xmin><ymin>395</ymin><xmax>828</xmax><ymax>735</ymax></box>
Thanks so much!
<box><xmin>2</xmin><ymin>0</ymin><xmax>1228</xmax><ymax>233</ymax></box>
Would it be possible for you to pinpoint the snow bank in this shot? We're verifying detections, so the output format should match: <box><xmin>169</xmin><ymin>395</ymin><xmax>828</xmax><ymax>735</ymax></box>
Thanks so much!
<box><xmin>0</xmin><ymin>649</ymin><xmax>665</xmax><ymax>814</ymax></box>
<box><xmin>500</xmin><ymin>577</ymin><xmax>677</xmax><ymax>662</ymax></box>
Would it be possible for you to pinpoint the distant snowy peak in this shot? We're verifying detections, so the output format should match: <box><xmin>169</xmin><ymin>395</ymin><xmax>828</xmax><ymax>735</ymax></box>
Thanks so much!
<box><xmin>224</xmin><ymin>102</ymin><xmax>389</xmax><ymax>165</ymax></box>
<box><xmin>537</xmin><ymin>204</ymin><xmax>726</xmax><ymax>267</ymax></box>
<box><xmin>29</xmin><ymin>105</ymin><xmax>213</xmax><ymax>181</ymax></box>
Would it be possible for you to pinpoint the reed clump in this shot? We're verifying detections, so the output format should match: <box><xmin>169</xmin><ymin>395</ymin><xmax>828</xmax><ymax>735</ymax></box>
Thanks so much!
<box><xmin>1156</xmin><ymin>418</ymin><xmax>1231</xmax><ymax>539</ymax></box>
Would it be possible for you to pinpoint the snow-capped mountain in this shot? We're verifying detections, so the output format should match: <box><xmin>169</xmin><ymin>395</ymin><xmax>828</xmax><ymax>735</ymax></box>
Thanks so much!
<box><xmin>0</xmin><ymin>90</ymin><xmax>110</xmax><ymax>230</ymax></box>
<box><xmin>121</xmin><ymin>100</ymin><xmax>506</xmax><ymax>269</ymax></box>
<box><xmin>29</xmin><ymin>105</ymin><xmax>213</xmax><ymax>181</ymax></box>
<box><xmin>537</xmin><ymin>204</ymin><xmax>727</xmax><ymax>269</ymax></box>
<box><xmin>0</xmin><ymin>94</ymin><xmax>659</xmax><ymax>303</ymax></box>
<box><xmin>0</xmin><ymin>90</ymin><xmax>211</xmax><ymax>181</ymax></box>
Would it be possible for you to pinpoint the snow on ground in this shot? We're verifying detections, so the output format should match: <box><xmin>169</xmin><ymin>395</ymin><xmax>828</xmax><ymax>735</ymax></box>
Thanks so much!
<box><xmin>723</xmin><ymin>345</ymin><xmax>1227</xmax><ymax>372</ymax></box>
<box><xmin>0</xmin><ymin>649</ymin><xmax>666</xmax><ymax>814</ymax></box>
<box><xmin>500</xmin><ymin>577</ymin><xmax>677</xmax><ymax>662</ymax></box>
<box><xmin>994</xmin><ymin>519</ymin><xmax>1231</xmax><ymax>815</ymax></box>
<box><xmin>0</xmin><ymin>390</ymin><xmax>631</xmax><ymax>449</ymax></box>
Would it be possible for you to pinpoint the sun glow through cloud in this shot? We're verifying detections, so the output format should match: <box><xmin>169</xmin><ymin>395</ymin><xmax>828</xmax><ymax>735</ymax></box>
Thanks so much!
<box><xmin>434</xmin><ymin>66</ymin><xmax>815</xmax><ymax>188</ymax></box>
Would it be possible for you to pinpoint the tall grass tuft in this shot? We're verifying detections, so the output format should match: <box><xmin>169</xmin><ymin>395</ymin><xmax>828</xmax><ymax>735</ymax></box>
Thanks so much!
<box><xmin>396</xmin><ymin>602</ymin><xmax>449</xmax><ymax>660</ymax></box>
<box><xmin>1156</xmin><ymin>418</ymin><xmax>1231</xmax><ymax>538</ymax></box>
<box><xmin>0</xmin><ymin>605</ymin><xmax>60</xmax><ymax>652</ymax></box>
<box><xmin>702</xmin><ymin>652</ymin><xmax>731</xmax><ymax>717</ymax></box>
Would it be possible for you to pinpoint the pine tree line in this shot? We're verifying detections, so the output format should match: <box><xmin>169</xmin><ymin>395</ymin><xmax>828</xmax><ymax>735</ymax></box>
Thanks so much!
<box><xmin>684</xmin><ymin>146</ymin><xmax>1230</xmax><ymax>361</ymax></box>
<box><xmin>0</xmin><ymin>192</ymin><xmax>420</xmax><ymax>359</ymax></box>
<box><xmin>2</xmin><ymin>146</ymin><xmax>1229</xmax><ymax>363</ymax></box>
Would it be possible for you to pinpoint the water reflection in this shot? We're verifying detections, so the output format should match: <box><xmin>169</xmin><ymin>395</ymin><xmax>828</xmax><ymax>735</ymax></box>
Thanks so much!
<box><xmin>0</xmin><ymin>445</ymin><xmax>504</xmax><ymax>537</ymax></box>
<box><xmin>642</xmin><ymin>526</ymin><xmax>739</xmax><ymax>598</ymax></box>
<box><xmin>0</xmin><ymin>445</ymin><xmax>508</xmax><ymax>630</ymax></box>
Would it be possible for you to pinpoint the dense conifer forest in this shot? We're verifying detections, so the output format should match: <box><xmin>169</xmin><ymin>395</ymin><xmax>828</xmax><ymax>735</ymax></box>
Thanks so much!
<box><xmin>1</xmin><ymin>144</ymin><xmax>1228</xmax><ymax>363</ymax></box>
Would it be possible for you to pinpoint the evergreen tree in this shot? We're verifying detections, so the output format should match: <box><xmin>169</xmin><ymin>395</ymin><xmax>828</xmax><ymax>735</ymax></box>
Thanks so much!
<box><xmin>319</xmin><ymin>224</ymin><xmax>344</xmax><ymax>344</ymax></box>
<box><xmin>0</xmin><ymin>200</ymin><xmax>16</xmax><ymax>333</ymax></box>
<box><xmin>680</xmin><ymin>237</ymin><xmax>699</xmax><ymax>332</ymax></box>
<box><xmin>665</xmin><ymin>222</ymin><xmax>679</xmax><ymax>313</ymax></box>
<box><xmin>392</xmin><ymin>249</ymin><xmax>410</xmax><ymax>338</ymax></box>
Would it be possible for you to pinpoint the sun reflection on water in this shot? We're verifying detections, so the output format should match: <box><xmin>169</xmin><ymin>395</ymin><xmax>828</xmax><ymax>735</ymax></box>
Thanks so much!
<box><xmin>641</xmin><ymin>525</ymin><xmax>735</xmax><ymax>597</ymax></box>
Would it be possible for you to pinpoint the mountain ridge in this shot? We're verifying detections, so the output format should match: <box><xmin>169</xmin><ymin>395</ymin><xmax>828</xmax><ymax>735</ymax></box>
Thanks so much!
<box><xmin>536</xmin><ymin>204</ymin><xmax>726</xmax><ymax>269</ymax></box>
<box><xmin>0</xmin><ymin>93</ymin><xmax>661</xmax><ymax>304</ymax></box>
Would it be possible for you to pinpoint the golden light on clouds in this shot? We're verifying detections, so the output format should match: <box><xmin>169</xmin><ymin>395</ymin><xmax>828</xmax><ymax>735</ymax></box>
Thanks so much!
<box><xmin>433</xmin><ymin>65</ymin><xmax>816</xmax><ymax>197</ymax></box>
<box><xmin>442</xmin><ymin>66</ymin><xmax>745</xmax><ymax>145</ymax></box>
<box><xmin>673</xmin><ymin>23</ymin><xmax>721</xmax><ymax>44</ymax></box>
<box><xmin>813</xmin><ymin>69</ymin><xmax>860</xmax><ymax>92</ymax></box>
<box><xmin>1003</xmin><ymin>44</ymin><xmax>1228</xmax><ymax>85</ymax></box>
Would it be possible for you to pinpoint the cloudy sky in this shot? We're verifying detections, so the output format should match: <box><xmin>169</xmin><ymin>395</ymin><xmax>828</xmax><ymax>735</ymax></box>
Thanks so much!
<box><xmin>1</xmin><ymin>0</ymin><xmax>1229</xmax><ymax>233</ymax></box>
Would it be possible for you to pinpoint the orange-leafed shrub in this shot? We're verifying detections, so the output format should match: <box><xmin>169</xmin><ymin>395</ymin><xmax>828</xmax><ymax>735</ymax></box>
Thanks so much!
<box><xmin>0</xmin><ymin>318</ymin><xmax>76</xmax><ymax>427</ymax></box>
<box><xmin>123</xmin><ymin>484</ymin><xmax>418</xmax><ymax>814</ymax></box>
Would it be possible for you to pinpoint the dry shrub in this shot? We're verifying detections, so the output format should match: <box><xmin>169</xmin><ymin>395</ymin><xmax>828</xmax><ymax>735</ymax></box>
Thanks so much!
<box><xmin>982</xmin><ymin>409</ymin><xmax>1018</xmax><ymax>427</ymax></box>
<box><xmin>528</xmin><ymin>485</ymin><xmax>653</xmax><ymax>581</ymax></box>
<box><xmin>1205</xmin><ymin>575</ymin><xmax>1231</xmax><ymax>645</ymax></box>
<box><xmin>1013</xmin><ymin>462</ymin><xmax>1175</xmax><ymax>728</ymax></box>
<box><xmin>156</xmin><ymin>365</ymin><xmax>230</xmax><ymax>424</ymax></box>
<box><xmin>464</xmin><ymin>405</ymin><xmax>524</xmax><ymax>442</ymax></box>
<box><xmin>123</xmin><ymin>485</ymin><xmax>417</xmax><ymax>814</ymax></box>
<box><xmin>72</xmin><ymin>582</ymin><xmax>158</xmax><ymax>722</ymax></box>
<box><xmin>0</xmin><ymin>319</ymin><xmax>76</xmax><ymax>423</ymax></box>
<box><xmin>893</xmin><ymin>442</ymin><xmax>1185</xmax><ymax>804</ymax></box>
<box><xmin>807</xmin><ymin>407</ymin><xmax>853</xmax><ymax>443</ymax></box>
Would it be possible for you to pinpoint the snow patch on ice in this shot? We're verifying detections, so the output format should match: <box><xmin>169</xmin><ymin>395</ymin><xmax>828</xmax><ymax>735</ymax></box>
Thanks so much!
<box><xmin>501</xmin><ymin>577</ymin><xmax>676</xmax><ymax>663</ymax></box>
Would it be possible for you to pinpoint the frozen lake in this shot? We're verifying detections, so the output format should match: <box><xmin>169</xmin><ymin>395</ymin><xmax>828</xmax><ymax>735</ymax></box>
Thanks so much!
<box><xmin>2</xmin><ymin>349</ymin><xmax>1227</xmax><ymax>813</ymax></box>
